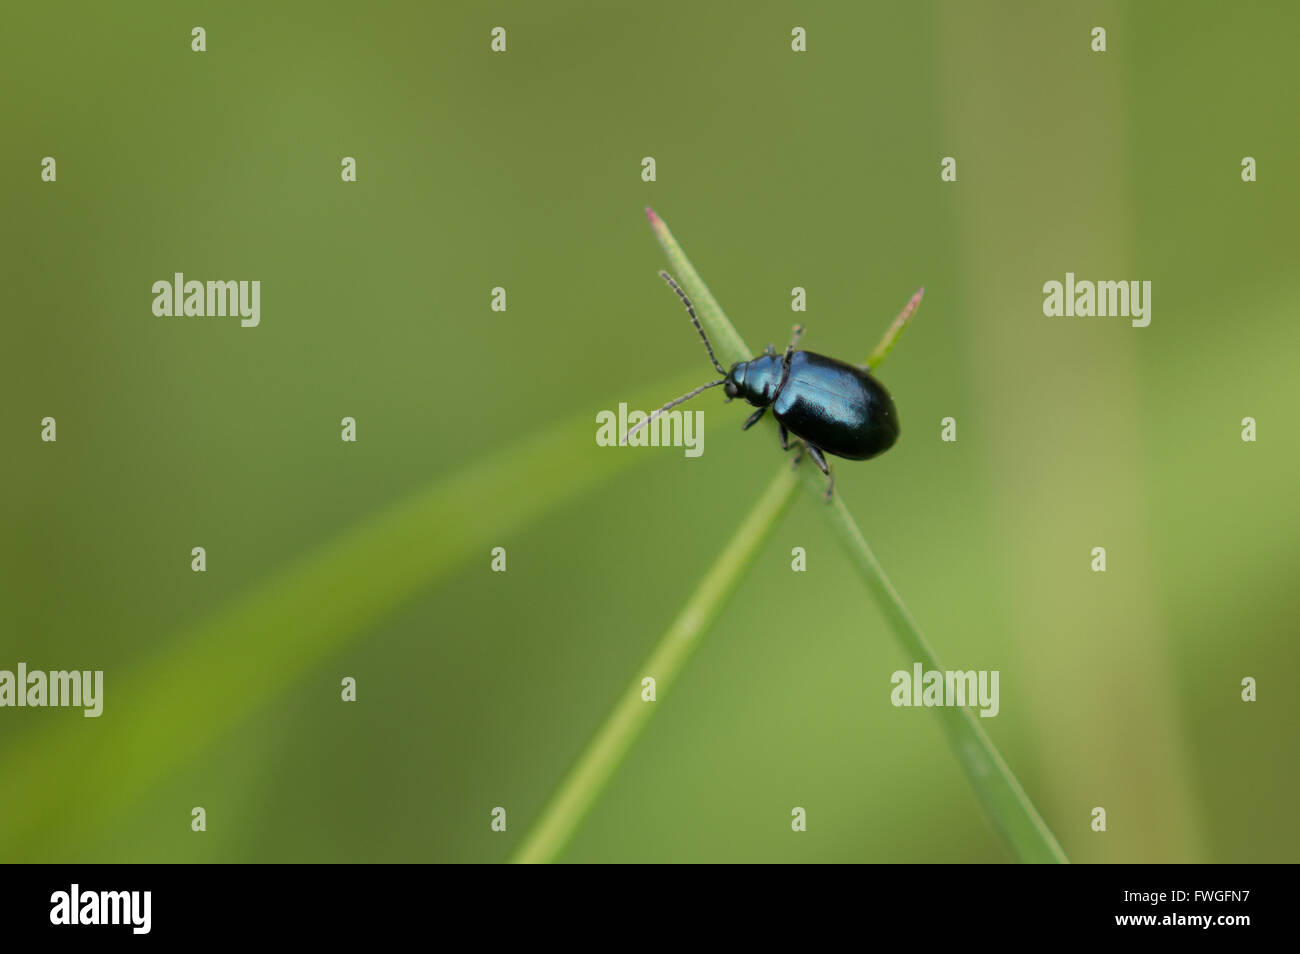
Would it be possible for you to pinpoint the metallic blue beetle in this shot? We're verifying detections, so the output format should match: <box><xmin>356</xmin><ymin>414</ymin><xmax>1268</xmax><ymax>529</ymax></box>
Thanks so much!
<box><xmin>625</xmin><ymin>271</ymin><xmax>911</xmax><ymax>500</ymax></box>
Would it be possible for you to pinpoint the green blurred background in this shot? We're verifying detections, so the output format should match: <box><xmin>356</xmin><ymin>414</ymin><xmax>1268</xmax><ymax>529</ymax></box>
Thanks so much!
<box><xmin>2</xmin><ymin>1</ymin><xmax>1297</xmax><ymax>863</ymax></box>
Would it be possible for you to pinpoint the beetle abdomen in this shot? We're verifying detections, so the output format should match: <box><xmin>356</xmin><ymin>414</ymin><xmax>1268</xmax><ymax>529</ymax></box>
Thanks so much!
<box><xmin>772</xmin><ymin>351</ymin><xmax>899</xmax><ymax>460</ymax></box>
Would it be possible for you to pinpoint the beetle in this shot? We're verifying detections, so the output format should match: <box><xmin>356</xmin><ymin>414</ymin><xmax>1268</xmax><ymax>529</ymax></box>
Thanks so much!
<box><xmin>623</xmin><ymin>271</ymin><xmax>919</xmax><ymax>500</ymax></box>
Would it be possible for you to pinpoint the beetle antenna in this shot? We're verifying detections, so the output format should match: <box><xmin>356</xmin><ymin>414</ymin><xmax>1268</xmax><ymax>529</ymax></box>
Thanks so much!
<box><xmin>620</xmin><ymin>379</ymin><xmax>725</xmax><ymax>446</ymax></box>
<box><xmin>659</xmin><ymin>270</ymin><xmax>728</xmax><ymax>376</ymax></box>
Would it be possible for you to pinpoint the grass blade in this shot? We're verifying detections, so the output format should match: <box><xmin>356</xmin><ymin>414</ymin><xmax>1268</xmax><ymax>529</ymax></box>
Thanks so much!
<box><xmin>511</xmin><ymin>465</ymin><xmax>799</xmax><ymax>864</ymax></box>
<box><xmin>812</xmin><ymin>467</ymin><xmax>1068</xmax><ymax>862</ymax></box>
<box><xmin>866</xmin><ymin>286</ymin><xmax>925</xmax><ymax>370</ymax></box>
<box><xmin>645</xmin><ymin>207</ymin><xmax>750</xmax><ymax>363</ymax></box>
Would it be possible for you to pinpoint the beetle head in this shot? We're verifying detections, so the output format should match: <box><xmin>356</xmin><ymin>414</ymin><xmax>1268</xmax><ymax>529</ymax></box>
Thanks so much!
<box><xmin>723</xmin><ymin>363</ymin><xmax>744</xmax><ymax>399</ymax></box>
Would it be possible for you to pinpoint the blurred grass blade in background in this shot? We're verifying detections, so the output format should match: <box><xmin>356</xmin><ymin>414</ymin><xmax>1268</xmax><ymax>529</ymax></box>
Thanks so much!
<box><xmin>0</xmin><ymin>376</ymin><xmax>700</xmax><ymax>858</ymax></box>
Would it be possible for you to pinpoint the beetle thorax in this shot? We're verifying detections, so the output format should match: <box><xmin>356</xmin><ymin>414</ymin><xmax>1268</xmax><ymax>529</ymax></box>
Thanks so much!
<box><xmin>728</xmin><ymin>355</ymin><xmax>785</xmax><ymax>407</ymax></box>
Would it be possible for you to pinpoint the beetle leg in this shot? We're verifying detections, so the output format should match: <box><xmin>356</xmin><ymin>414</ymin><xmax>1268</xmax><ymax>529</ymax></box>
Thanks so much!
<box><xmin>782</xmin><ymin>325</ymin><xmax>804</xmax><ymax>374</ymax></box>
<box><xmin>779</xmin><ymin>425</ymin><xmax>805</xmax><ymax>467</ymax></box>
<box><xmin>763</xmin><ymin>343</ymin><xmax>777</xmax><ymax>357</ymax></box>
<box><xmin>805</xmin><ymin>444</ymin><xmax>834</xmax><ymax>501</ymax></box>
<box><xmin>742</xmin><ymin>407</ymin><xmax>768</xmax><ymax>430</ymax></box>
